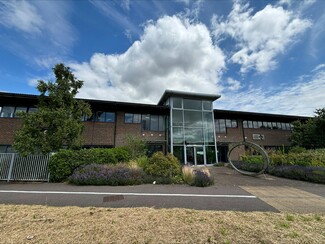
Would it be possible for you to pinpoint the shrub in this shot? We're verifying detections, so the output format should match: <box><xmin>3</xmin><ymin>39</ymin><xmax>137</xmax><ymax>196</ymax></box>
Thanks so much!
<box><xmin>191</xmin><ymin>169</ymin><xmax>214</xmax><ymax>187</ymax></box>
<box><xmin>267</xmin><ymin>165</ymin><xmax>325</xmax><ymax>184</ymax></box>
<box><xmin>124</xmin><ymin>134</ymin><xmax>147</xmax><ymax>159</ymax></box>
<box><xmin>182</xmin><ymin>166</ymin><xmax>214</xmax><ymax>187</ymax></box>
<box><xmin>269</xmin><ymin>149</ymin><xmax>325</xmax><ymax>168</ymax></box>
<box><xmin>110</xmin><ymin>147</ymin><xmax>131</xmax><ymax>162</ymax></box>
<box><xmin>142</xmin><ymin>152</ymin><xmax>182</xmax><ymax>182</ymax></box>
<box><xmin>49</xmin><ymin>147</ymin><xmax>130</xmax><ymax>182</ymax></box>
<box><xmin>182</xmin><ymin>166</ymin><xmax>195</xmax><ymax>184</ymax></box>
<box><xmin>69</xmin><ymin>164</ymin><xmax>145</xmax><ymax>186</ymax></box>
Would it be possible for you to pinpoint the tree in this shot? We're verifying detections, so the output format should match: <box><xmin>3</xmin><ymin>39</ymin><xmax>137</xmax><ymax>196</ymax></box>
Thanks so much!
<box><xmin>13</xmin><ymin>64</ymin><xmax>91</xmax><ymax>156</ymax></box>
<box><xmin>124</xmin><ymin>134</ymin><xmax>147</xmax><ymax>159</ymax></box>
<box><xmin>290</xmin><ymin>108</ymin><xmax>325</xmax><ymax>149</ymax></box>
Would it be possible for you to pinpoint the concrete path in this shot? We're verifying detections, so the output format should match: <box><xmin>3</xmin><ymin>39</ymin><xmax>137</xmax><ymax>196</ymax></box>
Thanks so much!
<box><xmin>0</xmin><ymin>167</ymin><xmax>324</xmax><ymax>213</ymax></box>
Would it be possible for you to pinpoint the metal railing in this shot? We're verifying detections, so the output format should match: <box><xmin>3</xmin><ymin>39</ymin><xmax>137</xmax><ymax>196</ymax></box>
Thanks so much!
<box><xmin>0</xmin><ymin>153</ymin><xmax>50</xmax><ymax>182</ymax></box>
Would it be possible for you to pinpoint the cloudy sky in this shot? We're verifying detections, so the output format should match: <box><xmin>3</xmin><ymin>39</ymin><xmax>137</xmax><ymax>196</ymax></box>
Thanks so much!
<box><xmin>0</xmin><ymin>0</ymin><xmax>324</xmax><ymax>116</ymax></box>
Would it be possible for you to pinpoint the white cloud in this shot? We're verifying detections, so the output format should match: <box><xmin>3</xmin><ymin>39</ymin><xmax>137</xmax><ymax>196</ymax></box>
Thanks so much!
<box><xmin>70</xmin><ymin>15</ymin><xmax>225</xmax><ymax>104</ymax></box>
<box><xmin>226</xmin><ymin>78</ymin><xmax>241</xmax><ymax>91</ymax></box>
<box><xmin>121</xmin><ymin>0</ymin><xmax>130</xmax><ymax>11</ymax></box>
<box><xmin>0</xmin><ymin>1</ymin><xmax>44</xmax><ymax>34</ymax></box>
<box><xmin>90</xmin><ymin>0</ymin><xmax>141</xmax><ymax>36</ymax></box>
<box><xmin>216</xmin><ymin>68</ymin><xmax>325</xmax><ymax>116</ymax></box>
<box><xmin>0</xmin><ymin>1</ymin><xmax>75</xmax><ymax>68</ymax></box>
<box><xmin>212</xmin><ymin>2</ymin><xmax>311</xmax><ymax>73</ymax></box>
<box><xmin>312</xmin><ymin>63</ymin><xmax>325</xmax><ymax>72</ymax></box>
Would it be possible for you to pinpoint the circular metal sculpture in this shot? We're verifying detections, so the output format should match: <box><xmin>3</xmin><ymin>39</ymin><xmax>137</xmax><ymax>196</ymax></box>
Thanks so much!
<box><xmin>227</xmin><ymin>141</ymin><xmax>269</xmax><ymax>176</ymax></box>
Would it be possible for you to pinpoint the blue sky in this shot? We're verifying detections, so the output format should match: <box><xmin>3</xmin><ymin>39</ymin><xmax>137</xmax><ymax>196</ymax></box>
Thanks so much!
<box><xmin>0</xmin><ymin>0</ymin><xmax>324</xmax><ymax>116</ymax></box>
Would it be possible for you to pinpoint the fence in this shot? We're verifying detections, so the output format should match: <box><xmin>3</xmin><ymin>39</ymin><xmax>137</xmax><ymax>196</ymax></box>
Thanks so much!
<box><xmin>0</xmin><ymin>153</ymin><xmax>50</xmax><ymax>182</ymax></box>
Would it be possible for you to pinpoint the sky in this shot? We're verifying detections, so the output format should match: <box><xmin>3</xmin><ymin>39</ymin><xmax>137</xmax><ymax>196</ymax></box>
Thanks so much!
<box><xmin>0</xmin><ymin>0</ymin><xmax>324</xmax><ymax>116</ymax></box>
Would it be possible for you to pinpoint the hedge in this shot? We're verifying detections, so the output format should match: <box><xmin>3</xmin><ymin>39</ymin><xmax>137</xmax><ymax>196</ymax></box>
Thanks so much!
<box><xmin>49</xmin><ymin>147</ymin><xmax>130</xmax><ymax>182</ymax></box>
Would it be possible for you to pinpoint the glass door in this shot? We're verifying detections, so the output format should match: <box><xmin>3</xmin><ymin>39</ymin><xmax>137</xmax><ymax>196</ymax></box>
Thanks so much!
<box><xmin>185</xmin><ymin>146</ymin><xmax>206</xmax><ymax>165</ymax></box>
<box><xmin>196</xmin><ymin>146</ymin><xmax>205</xmax><ymax>165</ymax></box>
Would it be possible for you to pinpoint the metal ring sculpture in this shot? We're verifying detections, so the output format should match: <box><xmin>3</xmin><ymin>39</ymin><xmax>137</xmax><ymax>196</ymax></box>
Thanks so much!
<box><xmin>227</xmin><ymin>141</ymin><xmax>269</xmax><ymax>176</ymax></box>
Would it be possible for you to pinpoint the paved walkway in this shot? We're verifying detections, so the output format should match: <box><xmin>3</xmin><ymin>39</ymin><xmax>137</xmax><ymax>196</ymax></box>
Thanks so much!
<box><xmin>209</xmin><ymin>166</ymin><xmax>325</xmax><ymax>213</ymax></box>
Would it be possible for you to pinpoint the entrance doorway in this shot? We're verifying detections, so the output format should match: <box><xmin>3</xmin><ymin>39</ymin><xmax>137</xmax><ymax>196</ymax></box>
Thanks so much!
<box><xmin>185</xmin><ymin>146</ymin><xmax>205</xmax><ymax>165</ymax></box>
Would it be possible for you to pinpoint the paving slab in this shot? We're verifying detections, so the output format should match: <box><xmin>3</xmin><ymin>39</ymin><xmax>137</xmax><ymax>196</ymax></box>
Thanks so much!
<box><xmin>241</xmin><ymin>186</ymin><xmax>325</xmax><ymax>213</ymax></box>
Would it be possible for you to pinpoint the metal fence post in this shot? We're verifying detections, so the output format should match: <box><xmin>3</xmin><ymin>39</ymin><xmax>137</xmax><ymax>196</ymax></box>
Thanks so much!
<box><xmin>7</xmin><ymin>153</ymin><xmax>15</xmax><ymax>182</ymax></box>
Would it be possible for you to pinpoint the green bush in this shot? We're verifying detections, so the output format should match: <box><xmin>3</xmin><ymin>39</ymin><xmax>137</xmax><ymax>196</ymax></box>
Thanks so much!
<box><xmin>241</xmin><ymin>155</ymin><xmax>263</xmax><ymax>164</ymax></box>
<box><xmin>109</xmin><ymin>147</ymin><xmax>131</xmax><ymax>162</ymax></box>
<box><xmin>267</xmin><ymin>166</ymin><xmax>325</xmax><ymax>184</ymax></box>
<box><xmin>49</xmin><ymin>147</ymin><xmax>130</xmax><ymax>182</ymax></box>
<box><xmin>142</xmin><ymin>152</ymin><xmax>182</xmax><ymax>182</ymax></box>
<box><xmin>269</xmin><ymin>149</ymin><xmax>325</xmax><ymax>168</ymax></box>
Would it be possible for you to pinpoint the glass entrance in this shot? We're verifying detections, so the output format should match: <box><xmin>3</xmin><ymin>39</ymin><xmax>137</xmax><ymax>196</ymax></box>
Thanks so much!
<box><xmin>186</xmin><ymin>146</ymin><xmax>205</xmax><ymax>165</ymax></box>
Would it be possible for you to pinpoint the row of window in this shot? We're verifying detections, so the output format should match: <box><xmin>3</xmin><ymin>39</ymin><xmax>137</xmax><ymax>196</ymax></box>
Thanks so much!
<box><xmin>0</xmin><ymin>106</ymin><xmax>37</xmax><ymax>118</ymax></box>
<box><xmin>172</xmin><ymin>98</ymin><xmax>212</xmax><ymax>111</ymax></box>
<box><xmin>243</xmin><ymin>120</ymin><xmax>292</xmax><ymax>130</ymax></box>
<box><xmin>125</xmin><ymin>113</ymin><xmax>165</xmax><ymax>131</ymax></box>
<box><xmin>82</xmin><ymin>112</ymin><xmax>116</xmax><ymax>123</ymax></box>
<box><xmin>215</xmin><ymin>119</ymin><xmax>238</xmax><ymax>133</ymax></box>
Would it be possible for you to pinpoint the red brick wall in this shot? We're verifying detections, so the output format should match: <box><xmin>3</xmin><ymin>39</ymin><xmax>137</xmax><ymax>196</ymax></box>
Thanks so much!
<box><xmin>216</xmin><ymin>119</ymin><xmax>291</xmax><ymax>147</ymax></box>
<box><xmin>82</xmin><ymin>122</ymin><xmax>115</xmax><ymax>146</ymax></box>
<box><xmin>0</xmin><ymin>118</ymin><xmax>22</xmax><ymax>145</ymax></box>
<box><xmin>115</xmin><ymin>112</ymin><xmax>166</xmax><ymax>147</ymax></box>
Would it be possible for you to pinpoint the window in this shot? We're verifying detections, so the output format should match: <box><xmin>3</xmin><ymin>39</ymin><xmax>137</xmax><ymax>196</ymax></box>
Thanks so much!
<box><xmin>216</xmin><ymin>119</ymin><xmax>237</xmax><ymax>133</ymax></box>
<box><xmin>124</xmin><ymin>113</ymin><xmax>141</xmax><ymax>123</ymax></box>
<box><xmin>96</xmin><ymin>111</ymin><xmax>115</xmax><ymax>122</ymax></box>
<box><xmin>203</xmin><ymin>101</ymin><xmax>212</xmax><ymax>111</ymax></box>
<box><xmin>14</xmin><ymin>107</ymin><xmax>27</xmax><ymax>117</ymax></box>
<box><xmin>173</xmin><ymin>97</ymin><xmax>182</xmax><ymax>108</ymax></box>
<box><xmin>184</xmin><ymin>111</ymin><xmax>202</xmax><ymax>127</ymax></box>
<box><xmin>158</xmin><ymin>116</ymin><xmax>165</xmax><ymax>131</ymax></box>
<box><xmin>0</xmin><ymin>106</ymin><xmax>15</xmax><ymax>118</ymax></box>
<box><xmin>172</xmin><ymin>110</ymin><xmax>183</xmax><ymax>126</ymax></box>
<box><xmin>183</xmin><ymin>99</ymin><xmax>202</xmax><ymax>110</ymax></box>
<box><xmin>28</xmin><ymin>107</ymin><xmax>37</xmax><ymax>113</ymax></box>
<box><xmin>150</xmin><ymin>115</ymin><xmax>159</xmax><ymax>131</ymax></box>
<box><xmin>142</xmin><ymin>114</ymin><xmax>150</xmax><ymax>130</ymax></box>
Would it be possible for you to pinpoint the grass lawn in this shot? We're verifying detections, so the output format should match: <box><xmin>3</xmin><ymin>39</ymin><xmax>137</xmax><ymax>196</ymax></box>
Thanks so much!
<box><xmin>0</xmin><ymin>204</ymin><xmax>324</xmax><ymax>243</ymax></box>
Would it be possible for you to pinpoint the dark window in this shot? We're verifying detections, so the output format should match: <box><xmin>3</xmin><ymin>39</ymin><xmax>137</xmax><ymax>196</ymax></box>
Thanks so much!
<box><xmin>158</xmin><ymin>116</ymin><xmax>165</xmax><ymax>131</ymax></box>
<box><xmin>142</xmin><ymin>114</ymin><xmax>150</xmax><ymax>130</ymax></box>
<box><xmin>183</xmin><ymin>99</ymin><xmax>202</xmax><ymax>110</ymax></box>
<box><xmin>124</xmin><ymin>113</ymin><xmax>133</xmax><ymax>123</ymax></box>
<box><xmin>96</xmin><ymin>112</ymin><xmax>115</xmax><ymax>122</ymax></box>
<box><xmin>172</xmin><ymin>110</ymin><xmax>183</xmax><ymax>126</ymax></box>
<box><xmin>125</xmin><ymin>113</ymin><xmax>141</xmax><ymax>123</ymax></box>
<box><xmin>147</xmin><ymin>144</ymin><xmax>163</xmax><ymax>157</ymax></box>
<box><xmin>0</xmin><ymin>106</ymin><xmax>15</xmax><ymax>118</ymax></box>
<box><xmin>28</xmin><ymin>107</ymin><xmax>37</xmax><ymax>113</ymax></box>
<box><xmin>173</xmin><ymin>98</ymin><xmax>182</xmax><ymax>108</ymax></box>
<box><xmin>134</xmin><ymin>114</ymin><xmax>141</xmax><ymax>123</ymax></box>
<box><xmin>150</xmin><ymin>115</ymin><xmax>159</xmax><ymax>131</ymax></box>
<box><xmin>203</xmin><ymin>101</ymin><xmax>212</xmax><ymax>111</ymax></box>
<box><xmin>14</xmin><ymin>107</ymin><xmax>27</xmax><ymax>117</ymax></box>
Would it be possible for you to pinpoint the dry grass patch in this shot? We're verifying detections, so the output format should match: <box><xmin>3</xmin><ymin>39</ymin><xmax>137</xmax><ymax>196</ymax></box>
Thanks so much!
<box><xmin>0</xmin><ymin>204</ymin><xmax>324</xmax><ymax>243</ymax></box>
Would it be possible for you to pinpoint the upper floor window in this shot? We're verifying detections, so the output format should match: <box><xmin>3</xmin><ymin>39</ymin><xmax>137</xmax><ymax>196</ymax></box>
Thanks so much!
<box><xmin>0</xmin><ymin>106</ymin><xmax>15</xmax><ymax>118</ymax></box>
<box><xmin>82</xmin><ymin>111</ymin><xmax>115</xmax><ymax>122</ymax></box>
<box><xmin>243</xmin><ymin>120</ymin><xmax>292</xmax><ymax>130</ymax></box>
<box><xmin>96</xmin><ymin>111</ymin><xmax>115</xmax><ymax>122</ymax></box>
<box><xmin>125</xmin><ymin>113</ymin><xmax>141</xmax><ymax>123</ymax></box>
<box><xmin>215</xmin><ymin>119</ymin><xmax>237</xmax><ymax>133</ymax></box>
<box><xmin>183</xmin><ymin>99</ymin><xmax>202</xmax><ymax>110</ymax></box>
<box><xmin>141</xmin><ymin>114</ymin><xmax>165</xmax><ymax>132</ymax></box>
<box><xmin>0</xmin><ymin>106</ymin><xmax>36</xmax><ymax>118</ymax></box>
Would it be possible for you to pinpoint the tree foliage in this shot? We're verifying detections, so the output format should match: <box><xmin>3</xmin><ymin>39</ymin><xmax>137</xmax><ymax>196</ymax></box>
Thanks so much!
<box><xmin>290</xmin><ymin>108</ymin><xmax>325</xmax><ymax>149</ymax></box>
<box><xmin>13</xmin><ymin>64</ymin><xmax>91</xmax><ymax>156</ymax></box>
